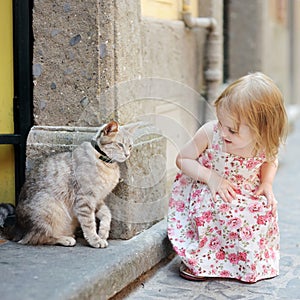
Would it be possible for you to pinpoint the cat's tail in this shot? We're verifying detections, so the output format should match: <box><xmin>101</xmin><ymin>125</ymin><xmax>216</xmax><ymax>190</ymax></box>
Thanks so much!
<box><xmin>0</xmin><ymin>203</ymin><xmax>22</xmax><ymax>241</ymax></box>
<box><xmin>0</xmin><ymin>203</ymin><xmax>15</xmax><ymax>227</ymax></box>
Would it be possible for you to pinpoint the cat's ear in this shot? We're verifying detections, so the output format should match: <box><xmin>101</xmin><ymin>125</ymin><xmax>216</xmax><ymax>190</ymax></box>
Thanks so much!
<box><xmin>103</xmin><ymin>121</ymin><xmax>119</xmax><ymax>136</ymax></box>
<box><xmin>93</xmin><ymin>121</ymin><xmax>119</xmax><ymax>143</ymax></box>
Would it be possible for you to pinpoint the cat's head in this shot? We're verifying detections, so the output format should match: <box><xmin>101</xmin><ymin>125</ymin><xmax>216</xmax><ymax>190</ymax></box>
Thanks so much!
<box><xmin>92</xmin><ymin>121</ymin><xmax>137</xmax><ymax>163</ymax></box>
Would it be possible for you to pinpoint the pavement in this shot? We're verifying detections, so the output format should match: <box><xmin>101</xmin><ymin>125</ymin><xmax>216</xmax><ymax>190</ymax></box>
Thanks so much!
<box><xmin>0</xmin><ymin>218</ymin><xmax>173</xmax><ymax>300</ymax></box>
<box><xmin>113</xmin><ymin>119</ymin><xmax>300</xmax><ymax>300</ymax></box>
<box><xmin>1</xmin><ymin>119</ymin><xmax>300</xmax><ymax>300</ymax></box>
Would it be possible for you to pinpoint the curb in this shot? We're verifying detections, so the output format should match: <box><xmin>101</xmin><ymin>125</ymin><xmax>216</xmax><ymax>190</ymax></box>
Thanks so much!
<box><xmin>71</xmin><ymin>219</ymin><xmax>173</xmax><ymax>300</ymax></box>
<box><xmin>0</xmin><ymin>219</ymin><xmax>173</xmax><ymax>300</ymax></box>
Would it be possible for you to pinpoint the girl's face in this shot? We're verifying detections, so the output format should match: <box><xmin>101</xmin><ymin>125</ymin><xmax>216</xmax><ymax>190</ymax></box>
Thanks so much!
<box><xmin>217</xmin><ymin>110</ymin><xmax>255</xmax><ymax>157</ymax></box>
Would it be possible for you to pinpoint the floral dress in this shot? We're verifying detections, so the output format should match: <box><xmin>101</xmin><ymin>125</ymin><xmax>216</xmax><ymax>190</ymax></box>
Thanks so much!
<box><xmin>168</xmin><ymin>122</ymin><xmax>279</xmax><ymax>283</ymax></box>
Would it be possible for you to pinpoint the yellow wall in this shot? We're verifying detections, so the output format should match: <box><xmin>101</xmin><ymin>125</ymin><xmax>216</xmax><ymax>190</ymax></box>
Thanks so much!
<box><xmin>141</xmin><ymin>0</ymin><xmax>198</xmax><ymax>20</ymax></box>
<box><xmin>0</xmin><ymin>0</ymin><xmax>15</xmax><ymax>204</ymax></box>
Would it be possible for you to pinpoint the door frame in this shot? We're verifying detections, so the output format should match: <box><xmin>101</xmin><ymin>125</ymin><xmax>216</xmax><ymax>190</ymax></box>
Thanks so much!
<box><xmin>0</xmin><ymin>0</ymin><xmax>33</xmax><ymax>203</ymax></box>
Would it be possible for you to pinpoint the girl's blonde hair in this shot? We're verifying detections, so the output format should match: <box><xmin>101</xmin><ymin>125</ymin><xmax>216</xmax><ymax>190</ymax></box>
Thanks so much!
<box><xmin>214</xmin><ymin>72</ymin><xmax>288</xmax><ymax>161</ymax></box>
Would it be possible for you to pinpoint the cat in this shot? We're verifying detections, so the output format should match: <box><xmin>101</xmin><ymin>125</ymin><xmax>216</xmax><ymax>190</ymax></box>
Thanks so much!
<box><xmin>0</xmin><ymin>121</ymin><xmax>135</xmax><ymax>248</ymax></box>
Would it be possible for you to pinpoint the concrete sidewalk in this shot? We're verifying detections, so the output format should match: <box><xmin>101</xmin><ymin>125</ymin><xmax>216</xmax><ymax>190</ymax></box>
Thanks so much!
<box><xmin>116</xmin><ymin>120</ymin><xmax>300</xmax><ymax>300</ymax></box>
<box><xmin>0</xmin><ymin>219</ymin><xmax>173</xmax><ymax>300</ymax></box>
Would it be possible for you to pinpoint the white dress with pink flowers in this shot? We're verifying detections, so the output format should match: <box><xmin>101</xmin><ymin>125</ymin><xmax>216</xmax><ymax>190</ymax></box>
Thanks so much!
<box><xmin>168</xmin><ymin>122</ymin><xmax>279</xmax><ymax>283</ymax></box>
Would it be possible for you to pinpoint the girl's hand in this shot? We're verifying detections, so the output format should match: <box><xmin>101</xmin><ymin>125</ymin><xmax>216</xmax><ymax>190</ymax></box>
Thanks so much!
<box><xmin>208</xmin><ymin>171</ymin><xmax>237</xmax><ymax>203</ymax></box>
<box><xmin>255</xmin><ymin>182</ymin><xmax>277</xmax><ymax>216</ymax></box>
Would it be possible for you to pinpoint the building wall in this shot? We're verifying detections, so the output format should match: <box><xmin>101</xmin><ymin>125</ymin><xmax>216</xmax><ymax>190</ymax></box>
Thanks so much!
<box><xmin>262</xmin><ymin>0</ymin><xmax>289</xmax><ymax>100</ymax></box>
<box><xmin>28</xmin><ymin>0</ymin><xmax>300</xmax><ymax>236</ymax></box>
<box><xmin>32</xmin><ymin>1</ymin><xmax>208</xmax><ymax>127</ymax></box>
<box><xmin>227</xmin><ymin>0</ymin><xmax>263</xmax><ymax>79</ymax></box>
<box><xmin>291</xmin><ymin>0</ymin><xmax>300</xmax><ymax>104</ymax></box>
<box><xmin>32</xmin><ymin>0</ymin><xmax>224</xmax><ymax>180</ymax></box>
<box><xmin>30</xmin><ymin>0</ymin><xmax>224</xmax><ymax>237</ymax></box>
<box><xmin>227</xmin><ymin>0</ymin><xmax>299</xmax><ymax>108</ymax></box>
<box><xmin>32</xmin><ymin>1</ymin><xmax>101</xmax><ymax>126</ymax></box>
<box><xmin>31</xmin><ymin>0</ymin><xmax>300</xmax><ymax>180</ymax></box>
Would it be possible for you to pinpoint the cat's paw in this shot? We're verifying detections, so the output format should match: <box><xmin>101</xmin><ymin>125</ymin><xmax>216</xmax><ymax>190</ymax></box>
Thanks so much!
<box><xmin>98</xmin><ymin>229</ymin><xmax>109</xmax><ymax>241</ymax></box>
<box><xmin>88</xmin><ymin>236</ymin><xmax>108</xmax><ymax>248</ymax></box>
<box><xmin>57</xmin><ymin>236</ymin><xmax>76</xmax><ymax>247</ymax></box>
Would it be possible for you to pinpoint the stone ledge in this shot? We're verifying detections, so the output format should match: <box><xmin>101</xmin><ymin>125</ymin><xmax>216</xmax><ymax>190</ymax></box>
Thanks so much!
<box><xmin>0</xmin><ymin>219</ymin><xmax>173</xmax><ymax>300</ymax></box>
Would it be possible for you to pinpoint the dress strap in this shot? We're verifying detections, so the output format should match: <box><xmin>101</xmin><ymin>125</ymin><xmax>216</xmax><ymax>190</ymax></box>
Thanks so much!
<box><xmin>210</xmin><ymin>121</ymin><xmax>222</xmax><ymax>151</ymax></box>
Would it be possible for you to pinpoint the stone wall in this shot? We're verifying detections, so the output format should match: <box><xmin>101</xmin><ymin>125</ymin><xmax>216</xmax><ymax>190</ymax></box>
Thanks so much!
<box><xmin>32</xmin><ymin>1</ymin><xmax>206</xmax><ymax>127</ymax></box>
<box><xmin>30</xmin><ymin>0</ymin><xmax>221</xmax><ymax>238</ymax></box>
<box><xmin>26</xmin><ymin>123</ymin><xmax>167</xmax><ymax>239</ymax></box>
<box><xmin>32</xmin><ymin>1</ymin><xmax>101</xmax><ymax>126</ymax></box>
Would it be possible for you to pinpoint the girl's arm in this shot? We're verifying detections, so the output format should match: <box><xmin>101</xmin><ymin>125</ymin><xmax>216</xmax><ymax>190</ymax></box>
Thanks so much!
<box><xmin>176</xmin><ymin>122</ymin><xmax>211</xmax><ymax>182</ymax></box>
<box><xmin>255</xmin><ymin>159</ymin><xmax>278</xmax><ymax>216</ymax></box>
<box><xmin>176</xmin><ymin>122</ymin><xmax>236</xmax><ymax>202</ymax></box>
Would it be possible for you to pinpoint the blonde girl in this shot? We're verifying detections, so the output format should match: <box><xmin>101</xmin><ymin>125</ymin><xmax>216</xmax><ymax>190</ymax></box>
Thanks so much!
<box><xmin>168</xmin><ymin>72</ymin><xmax>288</xmax><ymax>283</ymax></box>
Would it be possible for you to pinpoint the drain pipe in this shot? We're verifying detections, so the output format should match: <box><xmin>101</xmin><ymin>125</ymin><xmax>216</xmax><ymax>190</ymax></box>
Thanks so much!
<box><xmin>182</xmin><ymin>1</ymin><xmax>222</xmax><ymax>117</ymax></box>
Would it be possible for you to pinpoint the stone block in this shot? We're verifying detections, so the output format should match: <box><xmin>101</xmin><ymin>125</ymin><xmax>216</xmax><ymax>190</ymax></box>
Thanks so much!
<box><xmin>108</xmin><ymin>134</ymin><xmax>167</xmax><ymax>239</ymax></box>
<box><xmin>25</xmin><ymin>124</ymin><xmax>167</xmax><ymax>240</ymax></box>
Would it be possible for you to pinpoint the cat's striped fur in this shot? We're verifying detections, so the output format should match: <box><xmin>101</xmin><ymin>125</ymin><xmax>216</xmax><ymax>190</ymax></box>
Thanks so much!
<box><xmin>0</xmin><ymin>121</ymin><xmax>135</xmax><ymax>248</ymax></box>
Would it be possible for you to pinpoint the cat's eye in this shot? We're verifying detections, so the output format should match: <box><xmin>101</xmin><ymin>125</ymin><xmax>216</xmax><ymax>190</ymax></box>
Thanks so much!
<box><xmin>128</xmin><ymin>145</ymin><xmax>133</xmax><ymax>150</ymax></box>
<box><xmin>117</xmin><ymin>143</ymin><xmax>124</xmax><ymax>149</ymax></box>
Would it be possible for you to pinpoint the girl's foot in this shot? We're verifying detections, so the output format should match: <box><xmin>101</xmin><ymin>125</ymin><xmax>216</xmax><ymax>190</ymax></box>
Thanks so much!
<box><xmin>179</xmin><ymin>264</ymin><xmax>206</xmax><ymax>281</ymax></box>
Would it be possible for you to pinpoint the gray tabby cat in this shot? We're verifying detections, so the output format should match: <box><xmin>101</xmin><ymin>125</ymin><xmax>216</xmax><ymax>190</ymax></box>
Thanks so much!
<box><xmin>0</xmin><ymin>121</ymin><xmax>135</xmax><ymax>248</ymax></box>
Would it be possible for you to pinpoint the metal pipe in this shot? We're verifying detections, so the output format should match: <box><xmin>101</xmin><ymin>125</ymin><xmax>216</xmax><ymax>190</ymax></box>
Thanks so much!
<box><xmin>182</xmin><ymin>12</ymin><xmax>217</xmax><ymax>31</ymax></box>
<box><xmin>182</xmin><ymin>5</ymin><xmax>221</xmax><ymax>108</ymax></box>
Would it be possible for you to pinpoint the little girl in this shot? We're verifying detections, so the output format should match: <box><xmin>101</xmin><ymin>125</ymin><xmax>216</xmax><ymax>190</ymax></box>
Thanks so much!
<box><xmin>168</xmin><ymin>72</ymin><xmax>288</xmax><ymax>283</ymax></box>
